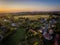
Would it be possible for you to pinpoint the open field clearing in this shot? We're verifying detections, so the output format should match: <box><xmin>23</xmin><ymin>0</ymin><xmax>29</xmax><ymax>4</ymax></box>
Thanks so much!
<box><xmin>14</xmin><ymin>15</ymin><xmax>49</xmax><ymax>20</ymax></box>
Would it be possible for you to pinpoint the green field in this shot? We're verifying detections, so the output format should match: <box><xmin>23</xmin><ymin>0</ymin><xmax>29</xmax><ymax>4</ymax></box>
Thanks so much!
<box><xmin>2</xmin><ymin>28</ymin><xmax>26</xmax><ymax>45</ymax></box>
<box><xmin>14</xmin><ymin>15</ymin><xmax>49</xmax><ymax>20</ymax></box>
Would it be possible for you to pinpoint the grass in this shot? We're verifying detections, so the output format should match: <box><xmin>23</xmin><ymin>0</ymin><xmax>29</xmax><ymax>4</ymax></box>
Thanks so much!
<box><xmin>2</xmin><ymin>28</ymin><xmax>26</xmax><ymax>45</ymax></box>
<box><xmin>14</xmin><ymin>15</ymin><xmax>49</xmax><ymax>20</ymax></box>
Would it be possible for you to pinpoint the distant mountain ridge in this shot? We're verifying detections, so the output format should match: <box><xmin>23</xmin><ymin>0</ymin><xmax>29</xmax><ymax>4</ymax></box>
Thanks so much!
<box><xmin>0</xmin><ymin>11</ymin><xmax>60</xmax><ymax>16</ymax></box>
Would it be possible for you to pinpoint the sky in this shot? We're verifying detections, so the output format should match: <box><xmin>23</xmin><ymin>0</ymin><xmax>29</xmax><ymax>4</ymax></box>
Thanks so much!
<box><xmin>0</xmin><ymin>0</ymin><xmax>60</xmax><ymax>13</ymax></box>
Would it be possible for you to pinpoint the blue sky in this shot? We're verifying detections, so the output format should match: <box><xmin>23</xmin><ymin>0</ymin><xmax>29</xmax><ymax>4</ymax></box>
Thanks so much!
<box><xmin>1</xmin><ymin>0</ymin><xmax>60</xmax><ymax>5</ymax></box>
<box><xmin>0</xmin><ymin>0</ymin><xmax>60</xmax><ymax>12</ymax></box>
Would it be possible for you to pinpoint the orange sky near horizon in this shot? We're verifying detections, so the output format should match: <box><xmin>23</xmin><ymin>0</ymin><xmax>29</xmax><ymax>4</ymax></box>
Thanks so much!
<box><xmin>0</xmin><ymin>0</ymin><xmax>60</xmax><ymax>13</ymax></box>
<box><xmin>0</xmin><ymin>6</ymin><xmax>60</xmax><ymax>13</ymax></box>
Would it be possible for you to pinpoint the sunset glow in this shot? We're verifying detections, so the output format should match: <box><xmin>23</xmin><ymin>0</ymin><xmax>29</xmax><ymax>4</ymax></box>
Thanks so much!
<box><xmin>0</xmin><ymin>0</ymin><xmax>60</xmax><ymax>13</ymax></box>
